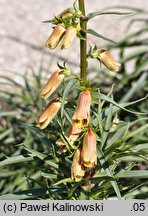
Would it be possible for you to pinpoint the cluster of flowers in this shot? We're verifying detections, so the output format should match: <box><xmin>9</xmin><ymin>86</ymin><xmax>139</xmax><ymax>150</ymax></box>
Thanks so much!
<box><xmin>37</xmin><ymin>7</ymin><xmax>121</xmax><ymax>182</ymax></box>
<box><xmin>37</xmin><ymin>72</ymin><xmax>96</xmax><ymax>182</ymax></box>
<box><xmin>45</xmin><ymin>8</ymin><xmax>82</xmax><ymax>49</ymax></box>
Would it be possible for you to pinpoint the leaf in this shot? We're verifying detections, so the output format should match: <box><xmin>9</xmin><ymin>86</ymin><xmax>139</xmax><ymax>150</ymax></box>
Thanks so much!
<box><xmin>0</xmin><ymin>128</ymin><xmax>13</xmax><ymax>141</ymax></box>
<box><xmin>106</xmin><ymin>123</ymin><xmax>129</xmax><ymax>149</ymax></box>
<box><xmin>124</xmin><ymin>124</ymin><xmax>148</xmax><ymax>141</ymax></box>
<box><xmin>61</xmin><ymin>78</ymin><xmax>78</xmax><ymax>119</ymax></box>
<box><xmin>87</xmin><ymin>29</ymin><xmax>117</xmax><ymax>44</ymax></box>
<box><xmin>19</xmin><ymin>123</ymin><xmax>52</xmax><ymax>148</ymax></box>
<box><xmin>116</xmin><ymin>170</ymin><xmax>148</xmax><ymax>179</ymax></box>
<box><xmin>0</xmin><ymin>111</ymin><xmax>19</xmax><ymax>117</ymax></box>
<box><xmin>97</xmin><ymin>146</ymin><xmax>122</xmax><ymax>199</ymax></box>
<box><xmin>119</xmin><ymin>72</ymin><xmax>148</xmax><ymax>103</ymax></box>
<box><xmin>41</xmin><ymin>171</ymin><xmax>57</xmax><ymax>180</ymax></box>
<box><xmin>0</xmin><ymin>189</ymin><xmax>47</xmax><ymax>200</ymax></box>
<box><xmin>0</xmin><ymin>155</ymin><xmax>34</xmax><ymax>168</ymax></box>
<box><xmin>102</xmin><ymin>96</ymin><xmax>113</xmax><ymax>150</ymax></box>
<box><xmin>98</xmin><ymin>93</ymin><xmax>147</xmax><ymax>116</ymax></box>
<box><xmin>23</xmin><ymin>145</ymin><xmax>58</xmax><ymax>169</ymax></box>
<box><xmin>120</xmin><ymin>48</ymin><xmax>148</xmax><ymax>63</ymax></box>
<box><xmin>53</xmin><ymin>178</ymin><xmax>72</xmax><ymax>186</ymax></box>
<box><xmin>87</xmin><ymin>11</ymin><xmax>133</xmax><ymax>19</ymax></box>
<box><xmin>0</xmin><ymin>170</ymin><xmax>20</xmax><ymax>178</ymax></box>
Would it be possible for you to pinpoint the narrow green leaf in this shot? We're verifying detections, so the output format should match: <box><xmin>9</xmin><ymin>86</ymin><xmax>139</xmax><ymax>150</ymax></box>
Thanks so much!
<box><xmin>0</xmin><ymin>189</ymin><xmax>47</xmax><ymax>200</ymax></box>
<box><xmin>102</xmin><ymin>97</ymin><xmax>113</xmax><ymax>150</ymax></box>
<box><xmin>61</xmin><ymin>78</ymin><xmax>78</xmax><ymax>119</ymax></box>
<box><xmin>0</xmin><ymin>128</ymin><xmax>13</xmax><ymax>141</ymax></box>
<box><xmin>87</xmin><ymin>29</ymin><xmax>117</xmax><ymax>44</ymax></box>
<box><xmin>98</xmin><ymin>93</ymin><xmax>147</xmax><ymax>116</ymax></box>
<box><xmin>19</xmin><ymin>123</ymin><xmax>52</xmax><ymax>147</ymax></box>
<box><xmin>0</xmin><ymin>111</ymin><xmax>19</xmax><ymax>117</ymax></box>
<box><xmin>116</xmin><ymin>170</ymin><xmax>148</xmax><ymax>179</ymax></box>
<box><xmin>88</xmin><ymin>11</ymin><xmax>133</xmax><ymax>19</ymax></box>
<box><xmin>119</xmin><ymin>72</ymin><xmax>148</xmax><ymax>103</ymax></box>
<box><xmin>0</xmin><ymin>155</ymin><xmax>34</xmax><ymax>168</ymax></box>
<box><xmin>97</xmin><ymin>146</ymin><xmax>122</xmax><ymax>199</ymax></box>
<box><xmin>41</xmin><ymin>171</ymin><xmax>57</xmax><ymax>179</ymax></box>
<box><xmin>53</xmin><ymin>178</ymin><xmax>72</xmax><ymax>186</ymax></box>
<box><xmin>120</xmin><ymin>48</ymin><xmax>148</xmax><ymax>63</ymax></box>
<box><xmin>0</xmin><ymin>170</ymin><xmax>20</xmax><ymax>177</ymax></box>
<box><xmin>125</xmin><ymin>124</ymin><xmax>148</xmax><ymax>141</ymax></box>
<box><xmin>23</xmin><ymin>145</ymin><xmax>58</xmax><ymax>169</ymax></box>
<box><xmin>106</xmin><ymin>123</ymin><xmax>129</xmax><ymax>149</ymax></box>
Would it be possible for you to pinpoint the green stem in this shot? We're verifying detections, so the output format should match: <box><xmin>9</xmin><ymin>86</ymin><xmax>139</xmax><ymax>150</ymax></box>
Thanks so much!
<box><xmin>78</xmin><ymin>0</ymin><xmax>87</xmax><ymax>86</ymax></box>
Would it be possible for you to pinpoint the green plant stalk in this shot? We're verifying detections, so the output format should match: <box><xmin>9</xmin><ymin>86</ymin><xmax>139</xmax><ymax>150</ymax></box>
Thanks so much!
<box><xmin>78</xmin><ymin>0</ymin><xmax>87</xmax><ymax>86</ymax></box>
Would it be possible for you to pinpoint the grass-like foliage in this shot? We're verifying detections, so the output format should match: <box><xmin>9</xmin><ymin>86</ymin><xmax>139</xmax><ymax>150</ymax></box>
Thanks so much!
<box><xmin>0</xmin><ymin>3</ymin><xmax>147</xmax><ymax>200</ymax></box>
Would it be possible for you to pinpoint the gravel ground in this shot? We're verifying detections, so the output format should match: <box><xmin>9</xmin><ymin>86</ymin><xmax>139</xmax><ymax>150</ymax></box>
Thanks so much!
<box><xmin>0</xmin><ymin>0</ymin><xmax>147</xmax><ymax>81</ymax></box>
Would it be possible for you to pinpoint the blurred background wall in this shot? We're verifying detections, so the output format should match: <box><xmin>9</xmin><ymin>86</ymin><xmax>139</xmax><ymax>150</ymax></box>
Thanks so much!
<box><xmin>0</xmin><ymin>0</ymin><xmax>147</xmax><ymax>78</ymax></box>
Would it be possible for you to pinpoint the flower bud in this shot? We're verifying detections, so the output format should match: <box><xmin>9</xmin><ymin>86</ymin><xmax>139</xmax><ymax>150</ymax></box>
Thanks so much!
<box><xmin>61</xmin><ymin>25</ymin><xmax>80</xmax><ymax>49</ymax></box>
<box><xmin>56</xmin><ymin>122</ymin><xmax>82</xmax><ymax>149</ymax></box>
<box><xmin>81</xmin><ymin>128</ymin><xmax>97</xmax><ymax>168</ymax></box>
<box><xmin>51</xmin><ymin>8</ymin><xmax>74</xmax><ymax>24</ymax></box>
<box><xmin>45</xmin><ymin>24</ymin><xmax>66</xmax><ymax>49</ymax></box>
<box><xmin>37</xmin><ymin>98</ymin><xmax>61</xmax><ymax>130</ymax></box>
<box><xmin>97</xmin><ymin>49</ymin><xmax>121</xmax><ymax>72</ymax></box>
<box><xmin>72</xmin><ymin>89</ymin><xmax>91</xmax><ymax>127</ymax></box>
<box><xmin>71</xmin><ymin>148</ymin><xmax>85</xmax><ymax>182</ymax></box>
<box><xmin>40</xmin><ymin>70</ymin><xmax>65</xmax><ymax>99</ymax></box>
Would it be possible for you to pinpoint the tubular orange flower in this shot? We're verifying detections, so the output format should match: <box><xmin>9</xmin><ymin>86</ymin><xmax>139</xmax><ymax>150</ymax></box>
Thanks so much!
<box><xmin>71</xmin><ymin>148</ymin><xmax>85</xmax><ymax>182</ymax></box>
<box><xmin>61</xmin><ymin>25</ymin><xmax>80</xmax><ymax>49</ymax></box>
<box><xmin>40</xmin><ymin>70</ymin><xmax>65</xmax><ymax>99</ymax></box>
<box><xmin>72</xmin><ymin>89</ymin><xmax>91</xmax><ymax>127</ymax></box>
<box><xmin>56</xmin><ymin>122</ymin><xmax>82</xmax><ymax>150</ymax></box>
<box><xmin>45</xmin><ymin>24</ymin><xmax>66</xmax><ymax>49</ymax></box>
<box><xmin>81</xmin><ymin>128</ymin><xmax>97</xmax><ymax>168</ymax></box>
<box><xmin>37</xmin><ymin>98</ymin><xmax>61</xmax><ymax>130</ymax></box>
<box><xmin>97</xmin><ymin>49</ymin><xmax>121</xmax><ymax>72</ymax></box>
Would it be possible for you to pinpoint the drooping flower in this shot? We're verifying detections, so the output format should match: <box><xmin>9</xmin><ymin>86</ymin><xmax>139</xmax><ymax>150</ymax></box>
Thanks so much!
<box><xmin>37</xmin><ymin>98</ymin><xmax>61</xmax><ymax>130</ymax></box>
<box><xmin>45</xmin><ymin>24</ymin><xmax>66</xmax><ymax>49</ymax></box>
<box><xmin>61</xmin><ymin>25</ymin><xmax>80</xmax><ymax>49</ymax></box>
<box><xmin>81</xmin><ymin>128</ymin><xmax>97</xmax><ymax>168</ymax></box>
<box><xmin>56</xmin><ymin>122</ymin><xmax>82</xmax><ymax>151</ymax></box>
<box><xmin>71</xmin><ymin>148</ymin><xmax>85</xmax><ymax>182</ymax></box>
<box><xmin>72</xmin><ymin>89</ymin><xmax>91</xmax><ymax>127</ymax></box>
<box><xmin>40</xmin><ymin>70</ymin><xmax>65</xmax><ymax>99</ymax></box>
<box><xmin>97</xmin><ymin>49</ymin><xmax>121</xmax><ymax>72</ymax></box>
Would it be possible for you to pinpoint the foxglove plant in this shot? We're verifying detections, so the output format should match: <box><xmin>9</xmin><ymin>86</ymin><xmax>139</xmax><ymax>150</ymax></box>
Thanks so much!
<box><xmin>38</xmin><ymin>0</ymin><xmax>121</xmax><ymax>187</ymax></box>
<box><xmin>35</xmin><ymin>1</ymin><xmax>145</xmax><ymax>199</ymax></box>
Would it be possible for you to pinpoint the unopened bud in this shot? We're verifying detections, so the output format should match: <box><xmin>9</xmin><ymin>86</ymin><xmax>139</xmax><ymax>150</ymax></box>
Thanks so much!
<box><xmin>45</xmin><ymin>24</ymin><xmax>66</xmax><ymax>49</ymax></box>
<box><xmin>97</xmin><ymin>49</ymin><xmax>121</xmax><ymax>72</ymax></box>
<box><xmin>61</xmin><ymin>25</ymin><xmax>80</xmax><ymax>49</ymax></box>
<box><xmin>37</xmin><ymin>98</ymin><xmax>61</xmax><ymax>129</ymax></box>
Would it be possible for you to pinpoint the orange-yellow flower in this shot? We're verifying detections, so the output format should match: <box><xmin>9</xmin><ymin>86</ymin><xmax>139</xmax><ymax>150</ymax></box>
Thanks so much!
<box><xmin>97</xmin><ymin>49</ymin><xmax>121</xmax><ymax>72</ymax></box>
<box><xmin>71</xmin><ymin>148</ymin><xmax>85</xmax><ymax>182</ymax></box>
<box><xmin>37</xmin><ymin>98</ymin><xmax>61</xmax><ymax>130</ymax></box>
<box><xmin>45</xmin><ymin>24</ymin><xmax>66</xmax><ymax>49</ymax></box>
<box><xmin>72</xmin><ymin>89</ymin><xmax>91</xmax><ymax>127</ymax></box>
<box><xmin>56</xmin><ymin>122</ymin><xmax>82</xmax><ymax>151</ymax></box>
<box><xmin>81</xmin><ymin>128</ymin><xmax>97</xmax><ymax>168</ymax></box>
<box><xmin>40</xmin><ymin>70</ymin><xmax>65</xmax><ymax>99</ymax></box>
<box><xmin>61</xmin><ymin>25</ymin><xmax>80</xmax><ymax>49</ymax></box>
